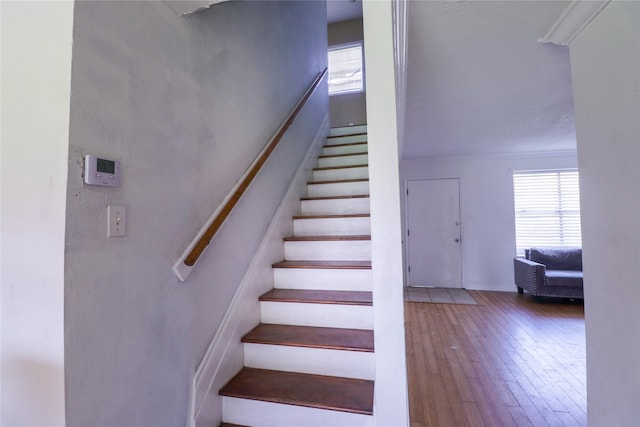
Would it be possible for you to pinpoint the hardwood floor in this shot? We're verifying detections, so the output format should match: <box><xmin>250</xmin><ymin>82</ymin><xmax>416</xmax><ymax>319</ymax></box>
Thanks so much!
<box><xmin>405</xmin><ymin>291</ymin><xmax>586</xmax><ymax>427</ymax></box>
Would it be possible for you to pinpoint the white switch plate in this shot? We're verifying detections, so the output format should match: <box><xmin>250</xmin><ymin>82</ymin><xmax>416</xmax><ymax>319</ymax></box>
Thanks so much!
<box><xmin>107</xmin><ymin>205</ymin><xmax>126</xmax><ymax>237</ymax></box>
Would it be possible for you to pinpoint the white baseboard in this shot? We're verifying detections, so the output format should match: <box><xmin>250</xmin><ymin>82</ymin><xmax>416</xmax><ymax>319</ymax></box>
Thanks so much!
<box><xmin>191</xmin><ymin>114</ymin><xmax>329</xmax><ymax>426</ymax></box>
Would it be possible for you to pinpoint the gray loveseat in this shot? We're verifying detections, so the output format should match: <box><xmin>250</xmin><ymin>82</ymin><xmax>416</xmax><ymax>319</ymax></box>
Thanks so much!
<box><xmin>514</xmin><ymin>247</ymin><xmax>583</xmax><ymax>301</ymax></box>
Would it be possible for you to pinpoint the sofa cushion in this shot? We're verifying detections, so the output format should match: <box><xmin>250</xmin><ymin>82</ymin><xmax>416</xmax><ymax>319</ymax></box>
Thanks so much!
<box><xmin>544</xmin><ymin>270</ymin><xmax>583</xmax><ymax>288</ymax></box>
<box><xmin>529</xmin><ymin>247</ymin><xmax>582</xmax><ymax>271</ymax></box>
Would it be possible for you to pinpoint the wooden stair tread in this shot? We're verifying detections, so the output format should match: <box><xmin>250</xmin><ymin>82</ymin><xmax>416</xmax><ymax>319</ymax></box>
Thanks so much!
<box><xmin>323</xmin><ymin>141</ymin><xmax>367</xmax><ymax>148</ymax></box>
<box><xmin>313</xmin><ymin>163</ymin><xmax>368</xmax><ymax>171</ymax></box>
<box><xmin>300</xmin><ymin>194</ymin><xmax>370</xmax><ymax>201</ymax></box>
<box><xmin>284</xmin><ymin>235</ymin><xmax>370</xmax><ymax>242</ymax></box>
<box><xmin>292</xmin><ymin>214</ymin><xmax>370</xmax><ymax>219</ymax></box>
<box><xmin>242</xmin><ymin>323</ymin><xmax>374</xmax><ymax>352</ymax></box>
<box><xmin>327</xmin><ymin>132</ymin><xmax>367</xmax><ymax>139</ymax></box>
<box><xmin>259</xmin><ymin>289</ymin><xmax>373</xmax><ymax>306</ymax></box>
<box><xmin>308</xmin><ymin>178</ymin><xmax>368</xmax><ymax>185</ymax></box>
<box><xmin>319</xmin><ymin>152</ymin><xmax>368</xmax><ymax>159</ymax></box>
<box><xmin>272</xmin><ymin>260</ymin><xmax>371</xmax><ymax>269</ymax></box>
<box><xmin>219</xmin><ymin>368</ymin><xmax>374</xmax><ymax>415</ymax></box>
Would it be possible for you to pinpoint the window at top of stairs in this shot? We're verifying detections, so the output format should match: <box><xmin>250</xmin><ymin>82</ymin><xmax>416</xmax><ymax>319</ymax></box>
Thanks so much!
<box><xmin>328</xmin><ymin>42</ymin><xmax>364</xmax><ymax>96</ymax></box>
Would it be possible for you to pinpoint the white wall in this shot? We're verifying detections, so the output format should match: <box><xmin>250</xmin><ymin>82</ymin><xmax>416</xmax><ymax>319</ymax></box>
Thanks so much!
<box><xmin>401</xmin><ymin>151</ymin><xmax>578</xmax><ymax>291</ymax></box>
<box><xmin>0</xmin><ymin>1</ymin><xmax>74</xmax><ymax>425</ymax></box>
<box><xmin>328</xmin><ymin>18</ymin><xmax>367</xmax><ymax>128</ymax></box>
<box><xmin>64</xmin><ymin>1</ymin><xmax>327</xmax><ymax>425</ymax></box>
<box><xmin>392</xmin><ymin>0</ymin><xmax>408</xmax><ymax>156</ymax></box>
<box><xmin>329</xmin><ymin>92</ymin><xmax>367</xmax><ymax>128</ymax></box>
<box><xmin>568</xmin><ymin>3</ymin><xmax>640</xmax><ymax>425</ymax></box>
<box><xmin>362</xmin><ymin>2</ymin><xmax>409</xmax><ymax>425</ymax></box>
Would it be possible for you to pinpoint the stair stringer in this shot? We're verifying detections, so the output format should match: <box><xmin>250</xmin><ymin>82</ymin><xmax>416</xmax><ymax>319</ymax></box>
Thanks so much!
<box><xmin>191</xmin><ymin>114</ymin><xmax>329</xmax><ymax>427</ymax></box>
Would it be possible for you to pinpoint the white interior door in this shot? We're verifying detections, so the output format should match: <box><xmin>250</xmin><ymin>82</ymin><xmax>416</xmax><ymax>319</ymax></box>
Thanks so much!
<box><xmin>406</xmin><ymin>179</ymin><xmax>462</xmax><ymax>288</ymax></box>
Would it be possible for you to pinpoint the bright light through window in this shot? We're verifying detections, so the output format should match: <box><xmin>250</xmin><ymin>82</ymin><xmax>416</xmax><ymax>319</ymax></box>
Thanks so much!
<box><xmin>328</xmin><ymin>43</ymin><xmax>364</xmax><ymax>95</ymax></box>
<box><xmin>513</xmin><ymin>170</ymin><xmax>582</xmax><ymax>255</ymax></box>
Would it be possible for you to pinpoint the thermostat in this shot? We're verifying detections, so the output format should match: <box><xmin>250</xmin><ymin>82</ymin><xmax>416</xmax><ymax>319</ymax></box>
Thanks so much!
<box><xmin>84</xmin><ymin>155</ymin><xmax>120</xmax><ymax>187</ymax></box>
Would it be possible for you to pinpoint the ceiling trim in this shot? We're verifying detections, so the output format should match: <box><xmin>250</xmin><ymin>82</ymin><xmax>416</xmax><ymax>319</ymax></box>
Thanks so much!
<box><xmin>163</xmin><ymin>0</ymin><xmax>229</xmax><ymax>16</ymax></box>
<box><xmin>540</xmin><ymin>0</ymin><xmax>610</xmax><ymax>45</ymax></box>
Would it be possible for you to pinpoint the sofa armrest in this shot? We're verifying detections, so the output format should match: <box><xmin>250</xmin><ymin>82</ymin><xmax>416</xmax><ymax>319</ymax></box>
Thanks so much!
<box><xmin>514</xmin><ymin>257</ymin><xmax>546</xmax><ymax>294</ymax></box>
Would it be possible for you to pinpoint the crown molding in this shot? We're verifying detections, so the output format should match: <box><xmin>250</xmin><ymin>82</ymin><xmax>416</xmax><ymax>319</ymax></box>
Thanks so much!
<box><xmin>163</xmin><ymin>0</ymin><xmax>229</xmax><ymax>16</ymax></box>
<box><xmin>540</xmin><ymin>0</ymin><xmax>610</xmax><ymax>45</ymax></box>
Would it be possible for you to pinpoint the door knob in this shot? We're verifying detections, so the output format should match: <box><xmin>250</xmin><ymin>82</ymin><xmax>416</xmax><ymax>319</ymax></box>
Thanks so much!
<box><xmin>454</xmin><ymin>238</ymin><xmax>460</xmax><ymax>243</ymax></box>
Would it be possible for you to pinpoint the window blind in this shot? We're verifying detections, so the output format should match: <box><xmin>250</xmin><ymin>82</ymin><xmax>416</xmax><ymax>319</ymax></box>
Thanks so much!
<box><xmin>513</xmin><ymin>170</ymin><xmax>582</xmax><ymax>255</ymax></box>
<box><xmin>328</xmin><ymin>43</ymin><xmax>363</xmax><ymax>95</ymax></box>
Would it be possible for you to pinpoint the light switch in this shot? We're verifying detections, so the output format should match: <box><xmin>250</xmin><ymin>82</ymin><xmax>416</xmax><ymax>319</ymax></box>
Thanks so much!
<box><xmin>107</xmin><ymin>205</ymin><xmax>126</xmax><ymax>237</ymax></box>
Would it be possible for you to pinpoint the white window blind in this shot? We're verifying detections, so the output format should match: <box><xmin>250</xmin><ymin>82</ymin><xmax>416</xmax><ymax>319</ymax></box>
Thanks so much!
<box><xmin>328</xmin><ymin>43</ymin><xmax>363</xmax><ymax>95</ymax></box>
<box><xmin>513</xmin><ymin>170</ymin><xmax>582</xmax><ymax>255</ymax></box>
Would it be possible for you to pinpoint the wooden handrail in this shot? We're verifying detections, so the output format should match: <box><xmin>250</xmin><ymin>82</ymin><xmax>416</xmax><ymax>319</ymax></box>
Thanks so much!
<box><xmin>181</xmin><ymin>68</ymin><xmax>328</xmax><ymax>270</ymax></box>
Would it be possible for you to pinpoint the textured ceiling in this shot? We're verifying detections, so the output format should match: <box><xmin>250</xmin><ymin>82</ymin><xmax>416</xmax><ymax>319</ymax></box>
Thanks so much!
<box><xmin>402</xmin><ymin>1</ymin><xmax>576</xmax><ymax>159</ymax></box>
<box><xmin>326</xmin><ymin>0</ymin><xmax>362</xmax><ymax>24</ymax></box>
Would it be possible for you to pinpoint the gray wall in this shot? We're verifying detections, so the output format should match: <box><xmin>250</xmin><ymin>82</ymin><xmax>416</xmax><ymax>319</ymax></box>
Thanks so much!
<box><xmin>328</xmin><ymin>18</ymin><xmax>367</xmax><ymax>127</ymax></box>
<box><xmin>64</xmin><ymin>1</ymin><xmax>327</xmax><ymax>425</ymax></box>
<box><xmin>569</xmin><ymin>3</ymin><xmax>640</xmax><ymax>425</ymax></box>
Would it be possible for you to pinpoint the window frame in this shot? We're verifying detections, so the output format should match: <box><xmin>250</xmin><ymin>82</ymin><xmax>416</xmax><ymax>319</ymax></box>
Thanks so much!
<box><xmin>513</xmin><ymin>169</ymin><xmax>582</xmax><ymax>256</ymax></box>
<box><xmin>328</xmin><ymin>41</ymin><xmax>365</xmax><ymax>97</ymax></box>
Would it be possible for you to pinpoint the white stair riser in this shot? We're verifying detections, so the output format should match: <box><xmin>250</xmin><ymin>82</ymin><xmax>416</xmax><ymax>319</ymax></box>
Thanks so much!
<box><xmin>294</xmin><ymin>217</ymin><xmax>371</xmax><ymax>236</ymax></box>
<box><xmin>301</xmin><ymin>198</ymin><xmax>370</xmax><ymax>216</ymax></box>
<box><xmin>325</xmin><ymin>134</ymin><xmax>368</xmax><ymax>145</ymax></box>
<box><xmin>329</xmin><ymin>125</ymin><xmax>367</xmax><ymax>137</ymax></box>
<box><xmin>313</xmin><ymin>166</ymin><xmax>368</xmax><ymax>181</ymax></box>
<box><xmin>319</xmin><ymin>154</ymin><xmax>368</xmax><ymax>168</ymax></box>
<box><xmin>244</xmin><ymin>344</ymin><xmax>375</xmax><ymax>380</ymax></box>
<box><xmin>221</xmin><ymin>126</ymin><xmax>376</xmax><ymax>427</ymax></box>
<box><xmin>307</xmin><ymin>181</ymin><xmax>369</xmax><ymax>198</ymax></box>
<box><xmin>284</xmin><ymin>240</ymin><xmax>371</xmax><ymax>261</ymax></box>
<box><xmin>222</xmin><ymin>397</ymin><xmax>373</xmax><ymax>427</ymax></box>
<box><xmin>273</xmin><ymin>268</ymin><xmax>372</xmax><ymax>291</ymax></box>
<box><xmin>322</xmin><ymin>144</ymin><xmax>368</xmax><ymax>156</ymax></box>
<box><xmin>261</xmin><ymin>302</ymin><xmax>373</xmax><ymax>329</ymax></box>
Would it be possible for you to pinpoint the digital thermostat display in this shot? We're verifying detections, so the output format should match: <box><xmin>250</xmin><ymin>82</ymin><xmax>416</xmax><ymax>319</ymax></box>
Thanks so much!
<box><xmin>97</xmin><ymin>158</ymin><xmax>115</xmax><ymax>174</ymax></box>
<box><xmin>84</xmin><ymin>155</ymin><xmax>120</xmax><ymax>187</ymax></box>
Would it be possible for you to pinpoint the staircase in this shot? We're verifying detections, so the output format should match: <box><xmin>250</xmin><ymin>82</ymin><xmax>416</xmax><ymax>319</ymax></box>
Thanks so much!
<box><xmin>219</xmin><ymin>125</ymin><xmax>374</xmax><ymax>427</ymax></box>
